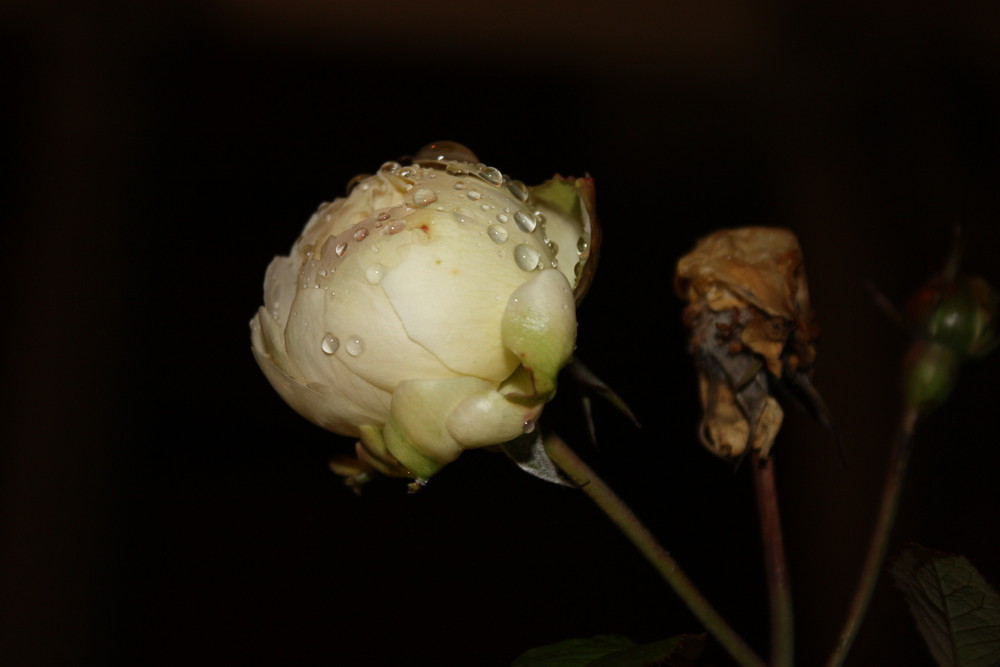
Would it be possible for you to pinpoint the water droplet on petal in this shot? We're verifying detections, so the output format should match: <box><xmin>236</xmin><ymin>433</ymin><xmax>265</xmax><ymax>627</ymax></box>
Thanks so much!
<box><xmin>476</xmin><ymin>166</ymin><xmax>503</xmax><ymax>185</ymax></box>
<box><xmin>522</xmin><ymin>418</ymin><xmax>536</xmax><ymax>434</ymax></box>
<box><xmin>377</xmin><ymin>211</ymin><xmax>392</xmax><ymax>222</ymax></box>
<box><xmin>496</xmin><ymin>213</ymin><xmax>509</xmax><ymax>224</ymax></box>
<box><xmin>345</xmin><ymin>174</ymin><xmax>368</xmax><ymax>194</ymax></box>
<box><xmin>453</xmin><ymin>182</ymin><xmax>466</xmax><ymax>190</ymax></box>
<box><xmin>577</xmin><ymin>237</ymin><xmax>589</xmax><ymax>252</ymax></box>
<box><xmin>466</xmin><ymin>190</ymin><xmax>482</xmax><ymax>201</ymax></box>
<box><xmin>346</xmin><ymin>336</ymin><xmax>365</xmax><ymax>356</ymax></box>
<box><xmin>321</xmin><ymin>334</ymin><xmax>340</xmax><ymax>355</ymax></box>
<box><xmin>487</xmin><ymin>224</ymin><xmax>509</xmax><ymax>244</ymax></box>
<box><xmin>413</xmin><ymin>141</ymin><xmax>479</xmax><ymax>164</ymax></box>
<box><xmin>385</xmin><ymin>221</ymin><xmax>406</xmax><ymax>235</ymax></box>
<box><xmin>446</xmin><ymin>163</ymin><xmax>469</xmax><ymax>176</ymax></box>
<box><xmin>507</xmin><ymin>179</ymin><xmax>529</xmax><ymax>202</ymax></box>
<box><xmin>514</xmin><ymin>244</ymin><xmax>541</xmax><ymax>271</ymax></box>
<box><xmin>365</xmin><ymin>263</ymin><xmax>385</xmax><ymax>284</ymax></box>
<box><xmin>335</xmin><ymin>241</ymin><xmax>348</xmax><ymax>257</ymax></box>
<box><xmin>353</xmin><ymin>227</ymin><xmax>369</xmax><ymax>241</ymax></box>
<box><xmin>412</xmin><ymin>188</ymin><xmax>437</xmax><ymax>207</ymax></box>
<box><xmin>514</xmin><ymin>211</ymin><xmax>537</xmax><ymax>233</ymax></box>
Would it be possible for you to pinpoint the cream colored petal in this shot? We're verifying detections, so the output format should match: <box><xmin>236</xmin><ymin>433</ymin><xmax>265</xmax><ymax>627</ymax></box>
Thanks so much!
<box><xmin>383</xmin><ymin>377</ymin><xmax>486</xmax><ymax>478</ymax></box>
<box><xmin>251</xmin><ymin>344</ymin><xmax>389</xmax><ymax>437</ymax></box>
<box><xmin>380</xmin><ymin>375</ymin><xmax>543</xmax><ymax>479</ymax></box>
<box><xmin>279</xmin><ymin>285</ymin><xmax>392</xmax><ymax>430</ymax></box>
<box><xmin>381</xmin><ymin>208</ymin><xmax>545</xmax><ymax>382</ymax></box>
<box><xmin>296</xmin><ymin>171</ymin><xmax>411</xmax><ymax>248</ymax></box>
<box><xmin>262</xmin><ymin>254</ymin><xmax>299</xmax><ymax>331</ymax></box>
<box><xmin>447</xmin><ymin>387</ymin><xmax>542</xmax><ymax>449</ymax></box>
<box><xmin>319</xmin><ymin>232</ymin><xmax>458</xmax><ymax>392</ymax></box>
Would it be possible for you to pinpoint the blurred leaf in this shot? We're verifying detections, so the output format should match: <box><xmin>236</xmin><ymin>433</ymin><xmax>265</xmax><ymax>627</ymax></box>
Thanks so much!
<box><xmin>891</xmin><ymin>544</ymin><xmax>1000</xmax><ymax>667</ymax></box>
<box><xmin>512</xmin><ymin>635</ymin><xmax>635</xmax><ymax>667</ymax></box>
<box><xmin>589</xmin><ymin>634</ymin><xmax>704</xmax><ymax>666</ymax></box>
<box><xmin>512</xmin><ymin>634</ymin><xmax>703</xmax><ymax>667</ymax></box>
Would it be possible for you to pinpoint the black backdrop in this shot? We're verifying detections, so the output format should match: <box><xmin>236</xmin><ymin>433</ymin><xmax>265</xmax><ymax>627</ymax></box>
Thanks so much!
<box><xmin>3</xmin><ymin>2</ymin><xmax>1000</xmax><ymax>665</ymax></box>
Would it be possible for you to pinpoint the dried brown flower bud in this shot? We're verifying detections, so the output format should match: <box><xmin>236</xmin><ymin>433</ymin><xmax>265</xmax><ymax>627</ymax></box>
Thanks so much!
<box><xmin>675</xmin><ymin>227</ymin><xmax>819</xmax><ymax>459</ymax></box>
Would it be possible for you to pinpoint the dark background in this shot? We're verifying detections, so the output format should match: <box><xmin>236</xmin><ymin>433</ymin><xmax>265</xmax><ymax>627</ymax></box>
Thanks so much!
<box><xmin>3</xmin><ymin>1</ymin><xmax>1000</xmax><ymax>665</ymax></box>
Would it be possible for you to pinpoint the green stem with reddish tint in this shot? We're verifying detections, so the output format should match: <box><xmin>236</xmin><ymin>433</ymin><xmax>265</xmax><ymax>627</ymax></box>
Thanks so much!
<box><xmin>545</xmin><ymin>434</ymin><xmax>767</xmax><ymax>667</ymax></box>
<box><xmin>752</xmin><ymin>452</ymin><xmax>794</xmax><ymax>667</ymax></box>
<box><xmin>825</xmin><ymin>409</ymin><xmax>918</xmax><ymax>667</ymax></box>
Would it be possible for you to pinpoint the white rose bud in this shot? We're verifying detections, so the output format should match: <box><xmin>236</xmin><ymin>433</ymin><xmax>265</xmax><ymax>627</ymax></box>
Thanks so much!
<box><xmin>250</xmin><ymin>142</ymin><xmax>598</xmax><ymax>483</ymax></box>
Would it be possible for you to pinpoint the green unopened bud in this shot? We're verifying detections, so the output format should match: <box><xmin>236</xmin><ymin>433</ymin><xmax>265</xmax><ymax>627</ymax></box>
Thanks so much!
<box><xmin>906</xmin><ymin>274</ymin><xmax>998</xmax><ymax>360</ymax></box>
<box><xmin>902</xmin><ymin>341</ymin><xmax>959</xmax><ymax>417</ymax></box>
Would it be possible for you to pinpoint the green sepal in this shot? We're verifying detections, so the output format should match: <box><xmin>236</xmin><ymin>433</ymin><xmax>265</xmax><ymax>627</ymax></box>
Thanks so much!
<box><xmin>501</xmin><ymin>269</ymin><xmax>576</xmax><ymax>404</ymax></box>
<box><xmin>382</xmin><ymin>418</ymin><xmax>442</xmax><ymax>480</ymax></box>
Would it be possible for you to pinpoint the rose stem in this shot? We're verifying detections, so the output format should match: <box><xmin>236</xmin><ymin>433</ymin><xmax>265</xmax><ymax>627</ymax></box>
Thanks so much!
<box><xmin>824</xmin><ymin>408</ymin><xmax>917</xmax><ymax>667</ymax></box>
<box><xmin>751</xmin><ymin>452</ymin><xmax>794</xmax><ymax>667</ymax></box>
<box><xmin>545</xmin><ymin>434</ymin><xmax>768</xmax><ymax>667</ymax></box>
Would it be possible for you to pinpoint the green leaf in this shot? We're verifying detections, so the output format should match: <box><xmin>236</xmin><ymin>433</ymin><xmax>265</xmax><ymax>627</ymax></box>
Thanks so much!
<box><xmin>891</xmin><ymin>544</ymin><xmax>1000</xmax><ymax>667</ymax></box>
<box><xmin>511</xmin><ymin>634</ymin><xmax>704</xmax><ymax>667</ymax></box>
<box><xmin>512</xmin><ymin>635</ymin><xmax>635</xmax><ymax>667</ymax></box>
<box><xmin>589</xmin><ymin>634</ymin><xmax>704</xmax><ymax>667</ymax></box>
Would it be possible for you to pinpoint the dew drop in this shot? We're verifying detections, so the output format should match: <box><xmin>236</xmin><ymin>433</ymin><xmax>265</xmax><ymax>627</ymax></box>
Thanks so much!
<box><xmin>385</xmin><ymin>221</ymin><xmax>406</xmax><ymax>235</ymax></box>
<box><xmin>353</xmin><ymin>227</ymin><xmax>369</xmax><ymax>242</ymax></box>
<box><xmin>507</xmin><ymin>179</ymin><xmax>529</xmax><ymax>202</ymax></box>
<box><xmin>514</xmin><ymin>244</ymin><xmax>541</xmax><ymax>271</ymax></box>
<box><xmin>487</xmin><ymin>224</ymin><xmax>509</xmax><ymax>244</ymax></box>
<box><xmin>514</xmin><ymin>211</ymin><xmax>537</xmax><ymax>233</ymax></box>
<box><xmin>346</xmin><ymin>336</ymin><xmax>365</xmax><ymax>356</ymax></box>
<box><xmin>522</xmin><ymin>418</ymin><xmax>536</xmax><ymax>434</ymax></box>
<box><xmin>335</xmin><ymin>241</ymin><xmax>348</xmax><ymax>257</ymax></box>
<box><xmin>412</xmin><ymin>188</ymin><xmax>437</xmax><ymax>207</ymax></box>
<box><xmin>577</xmin><ymin>237</ymin><xmax>589</xmax><ymax>252</ymax></box>
<box><xmin>476</xmin><ymin>166</ymin><xmax>503</xmax><ymax>185</ymax></box>
<box><xmin>453</xmin><ymin>182</ymin><xmax>467</xmax><ymax>190</ymax></box>
<box><xmin>534</xmin><ymin>212</ymin><xmax>546</xmax><ymax>225</ymax></box>
<box><xmin>365</xmin><ymin>263</ymin><xmax>385</xmax><ymax>284</ymax></box>
<box><xmin>466</xmin><ymin>190</ymin><xmax>482</xmax><ymax>201</ymax></box>
<box><xmin>321</xmin><ymin>334</ymin><xmax>340</xmax><ymax>355</ymax></box>
<box><xmin>496</xmin><ymin>212</ymin><xmax>509</xmax><ymax>224</ymax></box>
<box><xmin>446</xmin><ymin>163</ymin><xmax>469</xmax><ymax>176</ymax></box>
<box><xmin>413</xmin><ymin>141</ymin><xmax>479</xmax><ymax>164</ymax></box>
<box><xmin>377</xmin><ymin>211</ymin><xmax>392</xmax><ymax>222</ymax></box>
<box><xmin>345</xmin><ymin>173</ymin><xmax>369</xmax><ymax>194</ymax></box>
